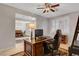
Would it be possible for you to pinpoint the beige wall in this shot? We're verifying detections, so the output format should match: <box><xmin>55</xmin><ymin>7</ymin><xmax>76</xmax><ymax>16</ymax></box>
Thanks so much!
<box><xmin>0</xmin><ymin>4</ymin><xmax>16</xmax><ymax>50</ymax></box>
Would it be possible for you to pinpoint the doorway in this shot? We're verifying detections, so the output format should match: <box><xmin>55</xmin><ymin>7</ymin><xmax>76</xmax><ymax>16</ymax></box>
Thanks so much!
<box><xmin>15</xmin><ymin>13</ymin><xmax>36</xmax><ymax>53</ymax></box>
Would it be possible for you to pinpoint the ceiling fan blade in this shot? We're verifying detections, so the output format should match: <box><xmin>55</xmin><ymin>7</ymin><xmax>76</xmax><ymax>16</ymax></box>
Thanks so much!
<box><xmin>50</xmin><ymin>9</ymin><xmax>55</xmax><ymax>12</ymax></box>
<box><xmin>37</xmin><ymin>8</ymin><xmax>44</xmax><ymax>9</ymax></box>
<box><xmin>47</xmin><ymin>10</ymin><xmax>49</xmax><ymax>12</ymax></box>
<box><xmin>51</xmin><ymin>4</ymin><xmax>60</xmax><ymax>7</ymax></box>
<box><xmin>43</xmin><ymin>10</ymin><xmax>46</xmax><ymax>13</ymax></box>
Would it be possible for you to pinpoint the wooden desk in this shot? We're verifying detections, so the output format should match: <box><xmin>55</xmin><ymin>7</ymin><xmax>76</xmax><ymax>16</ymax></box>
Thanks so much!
<box><xmin>24</xmin><ymin>36</ymin><xmax>52</xmax><ymax>56</ymax></box>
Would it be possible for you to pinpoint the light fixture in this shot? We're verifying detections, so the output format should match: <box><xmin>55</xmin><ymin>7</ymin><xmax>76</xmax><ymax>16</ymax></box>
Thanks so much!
<box><xmin>28</xmin><ymin>23</ymin><xmax>36</xmax><ymax>41</ymax></box>
<box><xmin>37</xmin><ymin>3</ymin><xmax>59</xmax><ymax>13</ymax></box>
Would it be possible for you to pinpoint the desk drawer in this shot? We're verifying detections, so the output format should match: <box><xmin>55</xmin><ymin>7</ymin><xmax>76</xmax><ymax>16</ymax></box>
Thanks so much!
<box><xmin>35</xmin><ymin>42</ymin><xmax>44</xmax><ymax>56</ymax></box>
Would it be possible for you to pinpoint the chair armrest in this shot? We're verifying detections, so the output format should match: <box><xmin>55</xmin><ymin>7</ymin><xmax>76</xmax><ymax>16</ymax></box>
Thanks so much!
<box><xmin>45</xmin><ymin>40</ymin><xmax>54</xmax><ymax>44</ymax></box>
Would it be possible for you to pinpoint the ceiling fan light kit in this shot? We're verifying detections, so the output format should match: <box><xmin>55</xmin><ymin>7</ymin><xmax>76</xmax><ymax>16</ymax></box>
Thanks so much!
<box><xmin>37</xmin><ymin>3</ymin><xmax>60</xmax><ymax>13</ymax></box>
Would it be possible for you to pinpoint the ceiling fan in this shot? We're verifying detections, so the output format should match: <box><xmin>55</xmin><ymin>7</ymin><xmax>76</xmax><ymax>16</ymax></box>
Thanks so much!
<box><xmin>37</xmin><ymin>3</ymin><xmax>60</xmax><ymax>13</ymax></box>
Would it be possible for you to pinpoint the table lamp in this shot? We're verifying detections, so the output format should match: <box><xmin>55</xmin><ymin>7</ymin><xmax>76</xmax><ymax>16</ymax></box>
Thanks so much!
<box><xmin>28</xmin><ymin>23</ymin><xmax>36</xmax><ymax>41</ymax></box>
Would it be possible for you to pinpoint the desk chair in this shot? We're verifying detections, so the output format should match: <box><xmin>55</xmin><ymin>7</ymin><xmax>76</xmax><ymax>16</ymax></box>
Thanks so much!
<box><xmin>43</xmin><ymin>29</ymin><xmax>61</xmax><ymax>56</ymax></box>
<box><xmin>45</xmin><ymin>39</ymin><xmax>60</xmax><ymax>56</ymax></box>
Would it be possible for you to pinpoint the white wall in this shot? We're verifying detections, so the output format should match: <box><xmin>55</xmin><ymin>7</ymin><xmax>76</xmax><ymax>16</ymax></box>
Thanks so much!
<box><xmin>0</xmin><ymin>4</ymin><xmax>15</xmax><ymax>50</ymax></box>
<box><xmin>48</xmin><ymin>12</ymin><xmax>79</xmax><ymax>47</ymax></box>
<box><xmin>36</xmin><ymin>18</ymin><xmax>48</xmax><ymax>36</ymax></box>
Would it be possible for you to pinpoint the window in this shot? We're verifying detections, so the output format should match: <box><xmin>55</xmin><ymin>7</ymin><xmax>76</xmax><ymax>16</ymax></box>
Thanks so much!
<box><xmin>51</xmin><ymin>16</ymin><xmax>70</xmax><ymax>35</ymax></box>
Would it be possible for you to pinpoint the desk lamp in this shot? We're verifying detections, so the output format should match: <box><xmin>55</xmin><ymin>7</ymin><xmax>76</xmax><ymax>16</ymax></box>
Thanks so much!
<box><xmin>28</xmin><ymin>23</ymin><xmax>36</xmax><ymax>41</ymax></box>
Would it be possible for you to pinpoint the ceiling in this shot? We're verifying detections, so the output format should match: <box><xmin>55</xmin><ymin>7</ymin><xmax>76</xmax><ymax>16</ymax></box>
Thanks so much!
<box><xmin>16</xmin><ymin>13</ymin><xmax>36</xmax><ymax>21</ymax></box>
<box><xmin>5</xmin><ymin>3</ymin><xmax>79</xmax><ymax>18</ymax></box>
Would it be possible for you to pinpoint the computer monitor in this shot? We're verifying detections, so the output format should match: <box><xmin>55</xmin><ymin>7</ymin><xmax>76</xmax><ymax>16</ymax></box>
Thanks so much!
<box><xmin>35</xmin><ymin>29</ymin><xmax>43</xmax><ymax>38</ymax></box>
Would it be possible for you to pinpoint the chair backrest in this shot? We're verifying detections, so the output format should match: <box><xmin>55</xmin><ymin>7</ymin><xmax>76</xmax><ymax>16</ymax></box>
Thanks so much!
<box><xmin>53</xmin><ymin>34</ymin><xmax>61</xmax><ymax>50</ymax></box>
